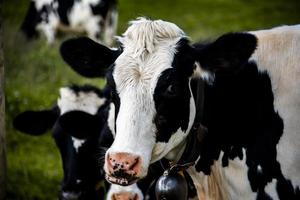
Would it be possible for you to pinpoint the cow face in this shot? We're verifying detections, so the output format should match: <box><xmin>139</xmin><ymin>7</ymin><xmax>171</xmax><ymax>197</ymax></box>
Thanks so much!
<box><xmin>13</xmin><ymin>85</ymin><xmax>111</xmax><ymax>200</ymax></box>
<box><xmin>106</xmin><ymin>184</ymin><xmax>143</xmax><ymax>200</ymax></box>
<box><xmin>60</xmin><ymin>18</ymin><xmax>257</xmax><ymax>185</ymax></box>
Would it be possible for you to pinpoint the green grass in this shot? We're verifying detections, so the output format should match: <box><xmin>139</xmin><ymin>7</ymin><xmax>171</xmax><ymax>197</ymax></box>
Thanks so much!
<box><xmin>3</xmin><ymin>0</ymin><xmax>300</xmax><ymax>199</ymax></box>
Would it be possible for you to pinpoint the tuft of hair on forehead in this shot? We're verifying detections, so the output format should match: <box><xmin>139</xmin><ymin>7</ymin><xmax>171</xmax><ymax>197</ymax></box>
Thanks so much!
<box><xmin>118</xmin><ymin>17</ymin><xmax>187</xmax><ymax>57</ymax></box>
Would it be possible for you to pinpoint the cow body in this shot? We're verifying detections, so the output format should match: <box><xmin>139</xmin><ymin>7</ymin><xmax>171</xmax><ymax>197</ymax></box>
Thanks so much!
<box><xmin>60</xmin><ymin>19</ymin><xmax>300</xmax><ymax>199</ymax></box>
<box><xmin>184</xmin><ymin>25</ymin><xmax>300</xmax><ymax>200</ymax></box>
<box><xmin>21</xmin><ymin>0</ymin><xmax>118</xmax><ymax>45</ymax></box>
<box><xmin>251</xmin><ymin>26</ymin><xmax>300</xmax><ymax>190</ymax></box>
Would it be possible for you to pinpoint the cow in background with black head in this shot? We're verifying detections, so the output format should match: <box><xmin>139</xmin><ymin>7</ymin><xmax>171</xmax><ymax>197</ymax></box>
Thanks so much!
<box><xmin>13</xmin><ymin>85</ymin><xmax>113</xmax><ymax>200</ymax></box>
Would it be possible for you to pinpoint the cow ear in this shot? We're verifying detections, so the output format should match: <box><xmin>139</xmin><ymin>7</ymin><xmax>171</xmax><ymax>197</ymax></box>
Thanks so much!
<box><xmin>194</xmin><ymin>33</ymin><xmax>257</xmax><ymax>73</ymax></box>
<box><xmin>58</xmin><ymin>111</ymin><xmax>101</xmax><ymax>139</ymax></box>
<box><xmin>60</xmin><ymin>37</ymin><xmax>121</xmax><ymax>78</ymax></box>
<box><xmin>13</xmin><ymin>107</ymin><xmax>59</xmax><ymax>136</ymax></box>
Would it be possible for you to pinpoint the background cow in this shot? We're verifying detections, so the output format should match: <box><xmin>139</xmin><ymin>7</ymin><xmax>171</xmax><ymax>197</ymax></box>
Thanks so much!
<box><xmin>21</xmin><ymin>0</ymin><xmax>118</xmax><ymax>45</ymax></box>
<box><xmin>60</xmin><ymin>18</ymin><xmax>300</xmax><ymax>199</ymax></box>
<box><xmin>13</xmin><ymin>85</ymin><xmax>112</xmax><ymax>200</ymax></box>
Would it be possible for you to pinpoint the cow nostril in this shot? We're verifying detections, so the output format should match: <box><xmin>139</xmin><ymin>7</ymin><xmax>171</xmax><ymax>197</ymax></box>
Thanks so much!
<box><xmin>133</xmin><ymin>194</ymin><xmax>138</xmax><ymax>200</ymax></box>
<box><xmin>108</xmin><ymin>153</ymin><xmax>141</xmax><ymax>175</ymax></box>
<box><xmin>129</xmin><ymin>157</ymin><xmax>139</xmax><ymax>171</ymax></box>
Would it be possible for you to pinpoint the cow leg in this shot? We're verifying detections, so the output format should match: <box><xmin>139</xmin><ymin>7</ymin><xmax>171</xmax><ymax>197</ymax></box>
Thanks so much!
<box><xmin>103</xmin><ymin>9</ymin><xmax>118</xmax><ymax>46</ymax></box>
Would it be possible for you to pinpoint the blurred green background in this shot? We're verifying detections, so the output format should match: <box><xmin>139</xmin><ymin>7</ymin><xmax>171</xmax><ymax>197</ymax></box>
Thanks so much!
<box><xmin>3</xmin><ymin>0</ymin><xmax>300</xmax><ymax>199</ymax></box>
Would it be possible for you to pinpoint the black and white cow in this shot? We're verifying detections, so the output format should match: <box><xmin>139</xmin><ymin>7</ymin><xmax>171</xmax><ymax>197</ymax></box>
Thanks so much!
<box><xmin>60</xmin><ymin>18</ymin><xmax>300</xmax><ymax>199</ymax></box>
<box><xmin>13</xmin><ymin>85</ymin><xmax>113</xmax><ymax>200</ymax></box>
<box><xmin>21</xmin><ymin>0</ymin><xmax>118</xmax><ymax>45</ymax></box>
<box><xmin>13</xmin><ymin>84</ymin><xmax>165</xmax><ymax>200</ymax></box>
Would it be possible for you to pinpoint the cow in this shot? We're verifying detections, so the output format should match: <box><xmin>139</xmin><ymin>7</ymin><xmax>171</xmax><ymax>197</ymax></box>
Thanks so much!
<box><xmin>21</xmin><ymin>0</ymin><xmax>118</xmax><ymax>45</ymax></box>
<box><xmin>107</xmin><ymin>184</ymin><xmax>143</xmax><ymax>200</ymax></box>
<box><xmin>60</xmin><ymin>18</ymin><xmax>300</xmax><ymax>199</ymax></box>
<box><xmin>13</xmin><ymin>85</ymin><xmax>113</xmax><ymax>200</ymax></box>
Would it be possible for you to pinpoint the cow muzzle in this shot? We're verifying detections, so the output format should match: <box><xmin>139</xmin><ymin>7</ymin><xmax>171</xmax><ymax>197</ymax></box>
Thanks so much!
<box><xmin>111</xmin><ymin>192</ymin><xmax>140</xmax><ymax>200</ymax></box>
<box><xmin>106</xmin><ymin>152</ymin><xmax>142</xmax><ymax>186</ymax></box>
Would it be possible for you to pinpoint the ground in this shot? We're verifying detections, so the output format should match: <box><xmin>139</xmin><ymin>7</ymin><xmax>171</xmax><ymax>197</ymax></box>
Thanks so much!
<box><xmin>3</xmin><ymin>0</ymin><xmax>300</xmax><ymax>199</ymax></box>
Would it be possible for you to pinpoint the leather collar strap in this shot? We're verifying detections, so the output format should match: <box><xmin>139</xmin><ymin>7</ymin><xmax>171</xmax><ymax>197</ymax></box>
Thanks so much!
<box><xmin>177</xmin><ymin>78</ymin><xmax>207</xmax><ymax>165</ymax></box>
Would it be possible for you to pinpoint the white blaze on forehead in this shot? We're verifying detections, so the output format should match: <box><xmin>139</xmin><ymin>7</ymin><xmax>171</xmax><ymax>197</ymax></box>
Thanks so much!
<box><xmin>71</xmin><ymin>137</ymin><xmax>86</xmax><ymax>152</ymax></box>
<box><xmin>106</xmin><ymin>183</ymin><xmax>143</xmax><ymax>200</ymax></box>
<box><xmin>57</xmin><ymin>87</ymin><xmax>106</xmax><ymax>115</ymax></box>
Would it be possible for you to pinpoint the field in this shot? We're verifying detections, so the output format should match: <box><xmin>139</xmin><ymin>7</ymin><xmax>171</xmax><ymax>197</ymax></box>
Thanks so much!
<box><xmin>3</xmin><ymin>0</ymin><xmax>300</xmax><ymax>199</ymax></box>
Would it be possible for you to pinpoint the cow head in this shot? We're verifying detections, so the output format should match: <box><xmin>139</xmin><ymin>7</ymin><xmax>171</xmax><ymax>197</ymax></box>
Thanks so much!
<box><xmin>13</xmin><ymin>85</ymin><xmax>112</xmax><ymax>200</ymax></box>
<box><xmin>106</xmin><ymin>184</ymin><xmax>143</xmax><ymax>200</ymax></box>
<box><xmin>60</xmin><ymin>18</ymin><xmax>257</xmax><ymax>185</ymax></box>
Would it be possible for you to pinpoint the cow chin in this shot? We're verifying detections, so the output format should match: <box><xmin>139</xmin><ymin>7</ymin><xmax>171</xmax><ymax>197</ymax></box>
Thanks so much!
<box><xmin>105</xmin><ymin>173</ymin><xmax>139</xmax><ymax>186</ymax></box>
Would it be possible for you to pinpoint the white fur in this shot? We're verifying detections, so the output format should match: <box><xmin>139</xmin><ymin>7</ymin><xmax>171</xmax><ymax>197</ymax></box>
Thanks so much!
<box><xmin>104</xmin><ymin>8</ymin><xmax>118</xmax><ymax>45</ymax></box>
<box><xmin>57</xmin><ymin>87</ymin><xmax>106</xmax><ymax>115</ymax></box>
<box><xmin>84</xmin><ymin>0</ymin><xmax>102</xmax><ymax>6</ymax></box>
<box><xmin>265</xmin><ymin>179</ymin><xmax>279</xmax><ymax>200</ymax></box>
<box><xmin>107</xmin><ymin>103</ymin><xmax>116</xmax><ymax>137</ymax></box>
<box><xmin>106</xmin><ymin>183</ymin><xmax>144</xmax><ymax>200</ymax></box>
<box><xmin>193</xmin><ymin>62</ymin><xmax>215</xmax><ymax>84</ymax></box>
<box><xmin>186</xmin><ymin>149</ymin><xmax>256</xmax><ymax>200</ymax></box>
<box><xmin>68</xmin><ymin>0</ymin><xmax>103</xmax><ymax>42</ymax></box>
<box><xmin>104</xmin><ymin>18</ymin><xmax>196</xmax><ymax>178</ymax></box>
<box><xmin>222</xmin><ymin>149</ymin><xmax>256</xmax><ymax>199</ymax></box>
<box><xmin>36</xmin><ymin>12</ymin><xmax>59</xmax><ymax>44</ymax></box>
<box><xmin>250</xmin><ymin>25</ymin><xmax>300</xmax><ymax>188</ymax></box>
<box><xmin>71</xmin><ymin>137</ymin><xmax>86</xmax><ymax>152</ymax></box>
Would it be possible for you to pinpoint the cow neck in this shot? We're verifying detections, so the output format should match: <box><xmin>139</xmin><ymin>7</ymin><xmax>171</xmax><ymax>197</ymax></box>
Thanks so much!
<box><xmin>178</xmin><ymin>78</ymin><xmax>206</xmax><ymax>165</ymax></box>
<box><xmin>174</xmin><ymin>78</ymin><xmax>207</xmax><ymax>166</ymax></box>
<box><xmin>156</xmin><ymin>78</ymin><xmax>206</xmax><ymax>199</ymax></box>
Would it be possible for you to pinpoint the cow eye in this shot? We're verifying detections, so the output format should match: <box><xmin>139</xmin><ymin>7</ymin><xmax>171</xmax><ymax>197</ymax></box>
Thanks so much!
<box><xmin>165</xmin><ymin>85</ymin><xmax>176</xmax><ymax>96</ymax></box>
<box><xmin>156</xmin><ymin>115</ymin><xmax>167</xmax><ymax>127</ymax></box>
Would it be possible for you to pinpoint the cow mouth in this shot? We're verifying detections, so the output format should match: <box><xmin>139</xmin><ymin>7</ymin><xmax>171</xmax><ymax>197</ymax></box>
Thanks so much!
<box><xmin>105</xmin><ymin>174</ymin><xmax>138</xmax><ymax>186</ymax></box>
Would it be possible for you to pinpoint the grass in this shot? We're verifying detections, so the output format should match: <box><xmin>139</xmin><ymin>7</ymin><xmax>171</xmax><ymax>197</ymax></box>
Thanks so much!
<box><xmin>3</xmin><ymin>0</ymin><xmax>300</xmax><ymax>199</ymax></box>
